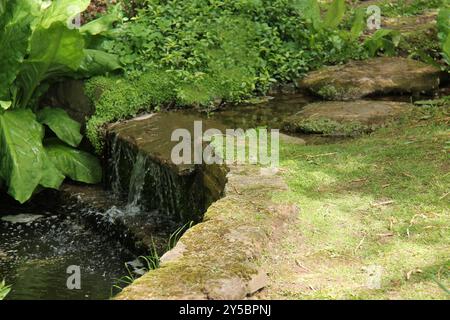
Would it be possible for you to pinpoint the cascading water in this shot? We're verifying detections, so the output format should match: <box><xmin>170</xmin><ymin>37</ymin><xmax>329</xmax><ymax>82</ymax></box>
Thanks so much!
<box><xmin>106</xmin><ymin>130</ymin><xmax>206</xmax><ymax>223</ymax></box>
<box><xmin>125</xmin><ymin>153</ymin><xmax>148</xmax><ymax>214</ymax></box>
<box><xmin>108</xmin><ymin>135</ymin><xmax>150</xmax><ymax>216</ymax></box>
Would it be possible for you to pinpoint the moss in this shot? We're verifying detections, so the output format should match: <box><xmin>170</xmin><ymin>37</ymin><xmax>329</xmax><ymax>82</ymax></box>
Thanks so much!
<box><xmin>115</xmin><ymin>164</ymin><xmax>292</xmax><ymax>299</ymax></box>
<box><xmin>84</xmin><ymin>70</ymin><xmax>181</xmax><ymax>152</ymax></box>
<box><xmin>398</xmin><ymin>24</ymin><xmax>441</xmax><ymax>59</ymax></box>
<box><xmin>315</xmin><ymin>84</ymin><xmax>361</xmax><ymax>101</ymax></box>
<box><xmin>285</xmin><ymin>116</ymin><xmax>372</xmax><ymax>136</ymax></box>
<box><xmin>316</xmin><ymin>85</ymin><xmax>341</xmax><ymax>100</ymax></box>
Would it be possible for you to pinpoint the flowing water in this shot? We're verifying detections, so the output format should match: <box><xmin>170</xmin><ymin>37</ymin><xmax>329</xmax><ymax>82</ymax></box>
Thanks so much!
<box><xmin>0</xmin><ymin>207</ymin><xmax>134</xmax><ymax>300</ymax></box>
<box><xmin>0</xmin><ymin>93</ymin><xmax>321</xmax><ymax>300</ymax></box>
<box><xmin>0</xmin><ymin>146</ymin><xmax>174</xmax><ymax>300</ymax></box>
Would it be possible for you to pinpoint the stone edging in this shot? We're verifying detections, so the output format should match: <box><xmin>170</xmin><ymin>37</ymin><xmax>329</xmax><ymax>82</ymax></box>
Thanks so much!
<box><xmin>115</xmin><ymin>164</ymin><xmax>298</xmax><ymax>300</ymax></box>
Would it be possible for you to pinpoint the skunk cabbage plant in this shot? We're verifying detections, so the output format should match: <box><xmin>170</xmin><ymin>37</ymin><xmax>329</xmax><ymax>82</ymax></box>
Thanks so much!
<box><xmin>0</xmin><ymin>0</ymin><xmax>121</xmax><ymax>203</ymax></box>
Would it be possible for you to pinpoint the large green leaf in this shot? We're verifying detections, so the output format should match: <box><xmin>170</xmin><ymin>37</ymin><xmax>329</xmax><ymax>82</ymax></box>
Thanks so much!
<box><xmin>350</xmin><ymin>8</ymin><xmax>366</xmax><ymax>40</ymax></box>
<box><xmin>37</xmin><ymin>107</ymin><xmax>82</xmax><ymax>147</ymax></box>
<box><xmin>294</xmin><ymin>0</ymin><xmax>321</xmax><ymax>30</ymax></box>
<box><xmin>0</xmin><ymin>0</ymin><xmax>38</xmax><ymax>101</ymax></box>
<box><xmin>80</xmin><ymin>7</ymin><xmax>121</xmax><ymax>35</ymax></box>
<box><xmin>16</xmin><ymin>22</ymin><xmax>85</xmax><ymax>108</ymax></box>
<box><xmin>443</xmin><ymin>34</ymin><xmax>450</xmax><ymax>65</ymax></box>
<box><xmin>45</xmin><ymin>140</ymin><xmax>102</xmax><ymax>184</ymax></box>
<box><xmin>0</xmin><ymin>109</ymin><xmax>64</xmax><ymax>203</ymax></box>
<box><xmin>39</xmin><ymin>0</ymin><xmax>90</xmax><ymax>29</ymax></box>
<box><xmin>323</xmin><ymin>0</ymin><xmax>346</xmax><ymax>29</ymax></box>
<box><xmin>437</xmin><ymin>9</ymin><xmax>450</xmax><ymax>65</ymax></box>
<box><xmin>437</xmin><ymin>8</ymin><xmax>450</xmax><ymax>42</ymax></box>
<box><xmin>364</xmin><ymin>29</ymin><xmax>401</xmax><ymax>57</ymax></box>
<box><xmin>78</xmin><ymin>49</ymin><xmax>122</xmax><ymax>76</ymax></box>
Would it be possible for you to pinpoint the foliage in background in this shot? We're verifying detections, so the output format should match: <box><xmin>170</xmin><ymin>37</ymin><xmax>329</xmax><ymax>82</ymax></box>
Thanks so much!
<box><xmin>0</xmin><ymin>0</ymin><xmax>120</xmax><ymax>203</ymax></box>
<box><xmin>81</xmin><ymin>0</ymin><xmax>145</xmax><ymax>23</ymax></box>
<box><xmin>437</xmin><ymin>8</ymin><xmax>450</xmax><ymax>67</ymax></box>
<box><xmin>364</xmin><ymin>29</ymin><xmax>402</xmax><ymax>57</ymax></box>
<box><xmin>86</xmin><ymin>0</ymin><xmax>370</xmax><ymax>151</ymax></box>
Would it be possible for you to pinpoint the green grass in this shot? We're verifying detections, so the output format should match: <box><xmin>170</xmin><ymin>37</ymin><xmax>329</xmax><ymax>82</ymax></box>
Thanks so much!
<box><xmin>267</xmin><ymin>107</ymin><xmax>449</xmax><ymax>299</ymax></box>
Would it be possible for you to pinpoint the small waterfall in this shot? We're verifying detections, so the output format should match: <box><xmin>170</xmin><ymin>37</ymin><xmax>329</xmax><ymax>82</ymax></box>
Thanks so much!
<box><xmin>109</xmin><ymin>135</ymin><xmax>148</xmax><ymax>216</ymax></box>
<box><xmin>107</xmin><ymin>132</ymin><xmax>209</xmax><ymax>223</ymax></box>
<box><xmin>125</xmin><ymin>153</ymin><xmax>148</xmax><ymax>214</ymax></box>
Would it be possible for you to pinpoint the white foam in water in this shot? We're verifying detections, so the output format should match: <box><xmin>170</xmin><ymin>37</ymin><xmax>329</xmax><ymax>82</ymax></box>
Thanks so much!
<box><xmin>1</xmin><ymin>214</ymin><xmax>44</xmax><ymax>224</ymax></box>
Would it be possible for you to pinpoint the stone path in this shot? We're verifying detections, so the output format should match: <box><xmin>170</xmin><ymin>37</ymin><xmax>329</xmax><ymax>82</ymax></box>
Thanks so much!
<box><xmin>299</xmin><ymin>57</ymin><xmax>441</xmax><ymax>101</ymax></box>
<box><xmin>283</xmin><ymin>100</ymin><xmax>414</xmax><ymax>135</ymax></box>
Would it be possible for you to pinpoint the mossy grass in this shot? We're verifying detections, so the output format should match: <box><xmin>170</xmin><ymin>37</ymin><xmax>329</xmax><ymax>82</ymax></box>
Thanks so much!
<box><xmin>264</xmin><ymin>106</ymin><xmax>450</xmax><ymax>299</ymax></box>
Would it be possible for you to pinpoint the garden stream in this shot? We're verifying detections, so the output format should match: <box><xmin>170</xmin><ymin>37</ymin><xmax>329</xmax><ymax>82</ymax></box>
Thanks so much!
<box><xmin>0</xmin><ymin>93</ymin><xmax>316</xmax><ymax>300</ymax></box>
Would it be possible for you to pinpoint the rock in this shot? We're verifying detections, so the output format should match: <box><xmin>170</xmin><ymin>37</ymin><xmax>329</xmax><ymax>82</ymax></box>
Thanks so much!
<box><xmin>41</xmin><ymin>80</ymin><xmax>94</xmax><ymax>126</ymax></box>
<box><xmin>160</xmin><ymin>241</ymin><xmax>187</xmax><ymax>265</ymax></box>
<box><xmin>283</xmin><ymin>100</ymin><xmax>413</xmax><ymax>136</ymax></box>
<box><xmin>205</xmin><ymin>277</ymin><xmax>247</xmax><ymax>300</ymax></box>
<box><xmin>384</xmin><ymin>11</ymin><xmax>440</xmax><ymax>58</ymax></box>
<box><xmin>247</xmin><ymin>270</ymin><xmax>268</xmax><ymax>295</ymax></box>
<box><xmin>115</xmin><ymin>163</ymin><xmax>296</xmax><ymax>300</ymax></box>
<box><xmin>299</xmin><ymin>57</ymin><xmax>441</xmax><ymax>100</ymax></box>
<box><xmin>1</xmin><ymin>214</ymin><xmax>44</xmax><ymax>224</ymax></box>
<box><xmin>105</xmin><ymin>112</ymin><xmax>229</xmax><ymax>224</ymax></box>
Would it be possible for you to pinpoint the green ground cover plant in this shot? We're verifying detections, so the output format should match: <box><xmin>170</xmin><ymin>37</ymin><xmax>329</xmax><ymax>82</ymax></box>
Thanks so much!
<box><xmin>86</xmin><ymin>0</ymin><xmax>372</xmax><ymax>150</ymax></box>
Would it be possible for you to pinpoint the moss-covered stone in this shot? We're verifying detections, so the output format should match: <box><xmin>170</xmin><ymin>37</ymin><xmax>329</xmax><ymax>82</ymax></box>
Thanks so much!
<box><xmin>115</xmin><ymin>164</ymin><xmax>297</xmax><ymax>300</ymax></box>
<box><xmin>299</xmin><ymin>57</ymin><xmax>441</xmax><ymax>100</ymax></box>
<box><xmin>283</xmin><ymin>100</ymin><xmax>414</xmax><ymax>136</ymax></box>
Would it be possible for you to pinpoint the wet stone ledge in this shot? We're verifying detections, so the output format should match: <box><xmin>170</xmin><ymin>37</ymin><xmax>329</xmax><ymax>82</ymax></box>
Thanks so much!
<box><xmin>107</xmin><ymin>112</ymin><xmax>298</xmax><ymax>300</ymax></box>
<box><xmin>105</xmin><ymin>113</ymin><xmax>229</xmax><ymax>225</ymax></box>
<box><xmin>116</xmin><ymin>164</ymin><xmax>297</xmax><ymax>299</ymax></box>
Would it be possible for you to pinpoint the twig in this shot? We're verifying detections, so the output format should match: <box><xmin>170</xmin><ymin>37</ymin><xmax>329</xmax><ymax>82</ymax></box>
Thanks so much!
<box><xmin>295</xmin><ymin>260</ymin><xmax>312</xmax><ymax>272</ymax></box>
<box><xmin>306</xmin><ymin>152</ymin><xmax>337</xmax><ymax>159</ymax></box>
<box><xmin>439</xmin><ymin>192</ymin><xmax>449</xmax><ymax>200</ymax></box>
<box><xmin>354</xmin><ymin>236</ymin><xmax>366</xmax><ymax>254</ymax></box>
<box><xmin>230</xmin><ymin>183</ymin><xmax>242</xmax><ymax>195</ymax></box>
<box><xmin>372</xmin><ymin>200</ymin><xmax>395</xmax><ymax>207</ymax></box>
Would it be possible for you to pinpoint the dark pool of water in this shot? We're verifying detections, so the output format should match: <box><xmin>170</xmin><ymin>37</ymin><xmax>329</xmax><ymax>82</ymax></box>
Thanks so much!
<box><xmin>0</xmin><ymin>208</ymin><xmax>135</xmax><ymax>300</ymax></box>
<box><xmin>192</xmin><ymin>93</ymin><xmax>315</xmax><ymax>130</ymax></box>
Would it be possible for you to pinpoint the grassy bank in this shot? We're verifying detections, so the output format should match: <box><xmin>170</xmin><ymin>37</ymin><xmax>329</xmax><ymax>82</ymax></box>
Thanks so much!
<box><xmin>260</xmin><ymin>106</ymin><xmax>449</xmax><ymax>299</ymax></box>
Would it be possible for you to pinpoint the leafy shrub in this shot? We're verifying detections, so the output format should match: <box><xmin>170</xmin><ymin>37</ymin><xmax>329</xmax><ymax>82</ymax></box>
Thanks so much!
<box><xmin>0</xmin><ymin>0</ymin><xmax>120</xmax><ymax>203</ymax></box>
<box><xmin>364</xmin><ymin>29</ymin><xmax>402</xmax><ymax>57</ymax></box>
<box><xmin>101</xmin><ymin>0</ymin><xmax>367</xmax><ymax>96</ymax></box>
<box><xmin>85</xmin><ymin>0</ymin><xmax>369</xmax><ymax>149</ymax></box>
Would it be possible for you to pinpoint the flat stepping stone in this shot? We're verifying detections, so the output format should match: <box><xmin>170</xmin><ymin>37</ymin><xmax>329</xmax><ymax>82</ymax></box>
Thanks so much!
<box><xmin>283</xmin><ymin>100</ymin><xmax>414</xmax><ymax>136</ymax></box>
<box><xmin>299</xmin><ymin>57</ymin><xmax>441</xmax><ymax>100</ymax></box>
